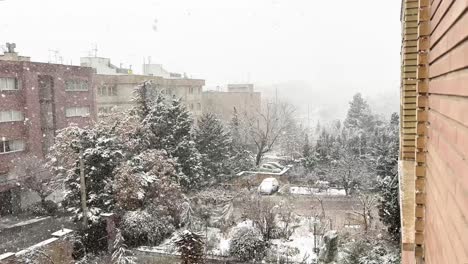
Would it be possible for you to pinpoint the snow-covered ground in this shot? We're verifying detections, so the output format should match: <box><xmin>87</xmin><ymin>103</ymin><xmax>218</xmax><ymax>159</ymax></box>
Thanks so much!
<box><xmin>270</xmin><ymin>217</ymin><xmax>317</xmax><ymax>263</ymax></box>
<box><xmin>289</xmin><ymin>186</ymin><xmax>346</xmax><ymax>196</ymax></box>
<box><xmin>138</xmin><ymin>218</ymin><xmax>318</xmax><ymax>263</ymax></box>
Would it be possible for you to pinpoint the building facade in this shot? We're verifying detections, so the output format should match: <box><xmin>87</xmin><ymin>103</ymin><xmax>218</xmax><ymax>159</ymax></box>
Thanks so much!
<box><xmin>399</xmin><ymin>0</ymin><xmax>468</xmax><ymax>263</ymax></box>
<box><xmin>0</xmin><ymin>50</ymin><xmax>96</xmax><ymax>192</ymax></box>
<box><xmin>202</xmin><ymin>84</ymin><xmax>261</xmax><ymax>122</ymax></box>
<box><xmin>94</xmin><ymin>74</ymin><xmax>204</xmax><ymax>119</ymax></box>
<box><xmin>80</xmin><ymin>57</ymin><xmax>132</xmax><ymax>75</ymax></box>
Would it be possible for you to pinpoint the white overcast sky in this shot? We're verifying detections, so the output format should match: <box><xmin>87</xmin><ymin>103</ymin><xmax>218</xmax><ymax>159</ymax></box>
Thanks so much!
<box><xmin>0</xmin><ymin>0</ymin><xmax>401</xmax><ymax>109</ymax></box>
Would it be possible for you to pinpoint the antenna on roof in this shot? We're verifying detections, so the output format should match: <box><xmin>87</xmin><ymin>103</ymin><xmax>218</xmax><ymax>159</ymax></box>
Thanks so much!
<box><xmin>92</xmin><ymin>43</ymin><xmax>98</xmax><ymax>57</ymax></box>
<box><xmin>48</xmin><ymin>49</ymin><xmax>60</xmax><ymax>63</ymax></box>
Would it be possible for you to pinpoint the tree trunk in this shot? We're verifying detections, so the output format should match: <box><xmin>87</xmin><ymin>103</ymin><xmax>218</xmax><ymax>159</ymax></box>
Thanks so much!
<box><xmin>255</xmin><ymin>151</ymin><xmax>263</xmax><ymax>166</ymax></box>
<box><xmin>40</xmin><ymin>195</ymin><xmax>47</xmax><ymax>208</ymax></box>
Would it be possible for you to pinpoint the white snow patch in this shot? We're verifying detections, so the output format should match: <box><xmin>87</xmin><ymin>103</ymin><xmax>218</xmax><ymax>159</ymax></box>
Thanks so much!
<box><xmin>289</xmin><ymin>186</ymin><xmax>346</xmax><ymax>196</ymax></box>
<box><xmin>271</xmin><ymin>217</ymin><xmax>317</xmax><ymax>263</ymax></box>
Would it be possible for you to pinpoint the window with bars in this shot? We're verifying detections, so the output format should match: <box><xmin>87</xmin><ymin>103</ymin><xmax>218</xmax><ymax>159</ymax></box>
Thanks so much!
<box><xmin>0</xmin><ymin>77</ymin><xmax>18</xmax><ymax>91</ymax></box>
<box><xmin>65</xmin><ymin>80</ymin><xmax>89</xmax><ymax>91</ymax></box>
<box><xmin>0</xmin><ymin>139</ymin><xmax>25</xmax><ymax>154</ymax></box>
<box><xmin>0</xmin><ymin>111</ymin><xmax>24</xmax><ymax>122</ymax></box>
<box><xmin>65</xmin><ymin>106</ymin><xmax>90</xmax><ymax>117</ymax></box>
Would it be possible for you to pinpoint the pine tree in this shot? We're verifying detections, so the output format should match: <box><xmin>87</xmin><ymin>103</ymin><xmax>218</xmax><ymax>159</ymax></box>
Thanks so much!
<box><xmin>228</xmin><ymin>108</ymin><xmax>255</xmax><ymax>172</ymax></box>
<box><xmin>370</xmin><ymin>112</ymin><xmax>400</xmax><ymax>242</ymax></box>
<box><xmin>344</xmin><ymin>93</ymin><xmax>373</xmax><ymax>131</ymax></box>
<box><xmin>195</xmin><ymin>113</ymin><xmax>231</xmax><ymax>183</ymax></box>
<box><xmin>303</xmin><ymin>134</ymin><xmax>311</xmax><ymax>157</ymax></box>
<box><xmin>131</xmin><ymin>80</ymin><xmax>159</xmax><ymax>120</ymax></box>
<box><xmin>175</xmin><ymin>230</ymin><xmax>205</xmax><ymax>264</ymax></box>
<box><xmin>142</xmin><ymin>97</ymin><xmax>203</xmax><ymax>189</ymax></box>
<box><xmin>173</xmin><ymin>138</ymin><xmax>203</xmax><ymax>188</ymax></box>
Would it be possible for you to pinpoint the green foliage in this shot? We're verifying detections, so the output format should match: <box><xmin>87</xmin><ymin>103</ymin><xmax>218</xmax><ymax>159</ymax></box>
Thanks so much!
<box><xmin>228</xmin><ymin>108</ymin><xmax>255</xmax><ymax>172</ymax></box>
<box><xmin>112</xmin><ymin>229</ymin><xmax>136</xmax><ymax>264</ymax></box>
<box><xmin>175</xmin><ymin>230</ymin><xmax>205</xmax><ymax>264</ymax></box>
<box><xmin>229</xmin><ymin>226</ymin><xmax>266</xmax><ymax>262</ymax></box>
<box><xmin>368</xmin><ymin>113</ymin><xmax>401</xmax><ymax>242</ymax></box>
<box><xmin>340</xmin><ymin>239</ymin><xmax>401</xmax><ymax>264</ymax></box>
<box><xmin>142</xmin><ymin>96</ymin><xmax>203</xmax><ymax>189</ymax></box>
<box><xmin>195</xmin><ymin>113</ymin><xmax>231</xmax><ymax>183</ymax></box>
<box><xmin>121</xmin><ymin>210</ymin><xmax>176</xmax><ymax>247</ymax></box>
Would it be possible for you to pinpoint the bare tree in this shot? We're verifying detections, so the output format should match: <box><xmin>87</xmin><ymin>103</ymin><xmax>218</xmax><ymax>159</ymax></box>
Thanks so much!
<box><xmin>244</xmin><ymin>100</ymin><xmax>295</xmax><ymax>165</ymax></box>
<box><xmin>244</xmin><ymin>195</ymin><xmax>277</xmax><ymax>241</ymax></box>
<box><xmin>330</xmin><ymin>152</ymin><xmax>368</xmax><ymax>196</ymax></box>
<box><xmin>277</xmin><ymin>196</ymin><xmax>300</xmax><ymax>239</ymax></box>
<box><xmin>9</xmin><ymin>155</ymin><xmax>60</xmax><ymax>207</ymax></box>
<box><xmin>352</xmin><ymin>194</ymin><xmax>377</xmax><ymax>233</ymax></box>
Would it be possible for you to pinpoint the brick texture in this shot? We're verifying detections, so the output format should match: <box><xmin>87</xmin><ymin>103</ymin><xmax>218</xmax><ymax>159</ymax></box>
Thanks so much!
<box><xmin>424</xmin><ymin>0</ymin><xmax>468</xmax><ymax>263</ymax></box>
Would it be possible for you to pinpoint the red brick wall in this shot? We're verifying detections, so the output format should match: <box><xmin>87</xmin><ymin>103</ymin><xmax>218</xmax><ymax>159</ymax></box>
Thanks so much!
<box><xmin>0</xmin><ymin>61</ymin><xmax>96</xmax><ymax>177</ymax></box>
<box><xmin>425</xmin><ymin>0</ymin><xmax>468</xmax><ymax>263</ymax></box>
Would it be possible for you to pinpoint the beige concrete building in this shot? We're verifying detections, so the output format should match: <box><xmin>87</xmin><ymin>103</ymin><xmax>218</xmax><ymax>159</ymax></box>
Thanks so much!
<box><xmin>94</xmin><ymin>74</ymin><xmax>204</xmax><ymax>119</ymax></box>
<box><xmin>82</xmin><ymin>57</ymin><xmax>204</xmax><ymax>119</ymax></box>
<box><xmin>202</xmin><ymin>84</ymin><xmax>261</xmax><ymax>122</ymax></box>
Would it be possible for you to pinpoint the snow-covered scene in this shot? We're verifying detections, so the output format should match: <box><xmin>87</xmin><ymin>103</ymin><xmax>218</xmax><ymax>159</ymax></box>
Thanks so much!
<box><xmin>1</xmin><ymin>0</ymin><xmax>467</xmax><ymax>264</ymax></box>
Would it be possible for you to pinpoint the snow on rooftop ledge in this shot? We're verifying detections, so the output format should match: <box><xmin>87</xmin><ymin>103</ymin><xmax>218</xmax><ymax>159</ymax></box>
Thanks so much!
<box><xmin>51</xmin><ymin>228</ymin><xmax>73</xmax><ymax>237</ymax></box>
<box><xmin>0</xmin><ymin>252</ymin><xmax>15</xmax><ymax>260</ymax></box>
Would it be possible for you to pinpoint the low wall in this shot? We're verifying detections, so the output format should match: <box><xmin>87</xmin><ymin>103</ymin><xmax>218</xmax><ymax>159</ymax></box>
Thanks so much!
<box><xmin>0</xmin><ymin>229</ymin><xmax>74</xmax><ymax>264</ymax></box>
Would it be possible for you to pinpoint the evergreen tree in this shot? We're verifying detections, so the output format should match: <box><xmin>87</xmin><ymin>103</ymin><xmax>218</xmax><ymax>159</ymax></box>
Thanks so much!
<box><xmin>175</xmin><ymin>230</ymin><xmax>205</xmax><ymax>264</ymax></box>
<box><xmin>303</xmin><ymin>134</ymin><xmax>311</xmax><ymax>157</ymax></box>
<box><xmin>131</xmin><ymin>80</ymin><xmax>160</xmax><ymax>120</ymax></box>
<box><xmin>370</xmin><ymin>113</ymin><xmax>401</xmax><ymax>242</ymax></box>
<box><xmin>142</xmin><ymin>97</ymin><xmax>203</xmax><ymax>189</ymax></box>
<box><xmin>228</xmin><ymin>108</ymin><xmax>255</xmax><ymax>172</ymax></box>
<box><xmin>344</xmin><ymin>93</ymin><xmax>373</xmax><ymax>131</ymax></box>
<box><xmin>48</xmin><ymin>124</ymin><xmax>124</xmax><ymax>225</ymax></box>
<box><xmin>195</xmin><ymin>113</ymin><xmax>231</xmax><ymax>183</ymax></box>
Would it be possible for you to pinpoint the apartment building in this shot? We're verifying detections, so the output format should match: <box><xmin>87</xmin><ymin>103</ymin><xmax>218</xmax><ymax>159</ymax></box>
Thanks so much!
<box><xmin>83</xmin><ymin>57</ymin><xmax>204</xmax><ymax>119</ymax></box>
<box><xmin>0</xmin><ymin>47</ymin><xmax>96</xmax><ymax>193</ymax></box>
<box><xmin>399</xmin><ymin>0</ymin><xmax>468</xmax><ymax>263</ymax></box>
<box><xmin>202</xmin><ymin>83</ymin><xmax>261</xmax><ymax>122</ymax></box>
<box><xmin>94</xmin><ymin>74</ymin><xmax>204</xmax><ymax>119</ymax></box>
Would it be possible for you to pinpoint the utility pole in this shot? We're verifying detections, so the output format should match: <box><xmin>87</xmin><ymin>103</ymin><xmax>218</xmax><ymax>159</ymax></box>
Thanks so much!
<box><xmin>313</xmin><ymin>222</ymin><xmax>317</xmax><ymax>253</ymax></box>
<box><xmin>79</xmin><ymin>147</ymin><xmax>88</xmax><ymax>229</ymax></box>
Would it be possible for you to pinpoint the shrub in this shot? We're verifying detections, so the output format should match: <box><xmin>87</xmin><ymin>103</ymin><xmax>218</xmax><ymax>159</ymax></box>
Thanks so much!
<box><xmin>121</xmin><ymin>210</ymin><xmax>176</xmax><ymax>247</ymax></box>
<box><xmin>27</xmin><ymin>202</ymin><xmax>47</xmax><ymax>216</ymax></box>
<box><xmin>229</xmin><ymin>226</ymin><xmax>266</xmax><ymax>262</ymax></box>
<box><xmin>43</xmin><ymin>200</ymin><xmax>59</xmax><ymax>215</ymax></box>
<box><xmin>27</xmin><ymin>200</ymin><xmax>59</xmax><ymax>216</ymax></box>
<box><xmin>71</xmin><ymin>220</ymin><xmax>108</xmax><ymax>261</ymax></box>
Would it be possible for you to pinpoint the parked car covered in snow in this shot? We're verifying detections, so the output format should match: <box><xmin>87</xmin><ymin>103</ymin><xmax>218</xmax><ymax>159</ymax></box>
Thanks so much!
<box><xmin>258</xmin><ymin>177</ymin><xmax>280</xmax><ymax>195</ymax></box>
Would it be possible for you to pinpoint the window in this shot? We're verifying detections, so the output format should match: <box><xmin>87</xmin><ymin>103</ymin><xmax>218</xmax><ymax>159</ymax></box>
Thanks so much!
<box><xmin>98</xmin><ymin>85</ymin><xmax>117</xmax><ymax>96</ymax></box>
<box><xmin>198</xmin><ymin>87</ymin><xmax>202</xmax><ymax>94</ymax></box>
<box><xmin>65</xmin><ymin>106</ymin><xmax>90</xmax><ymax>117</ymax></box>
<box><xmin>65</xmin><ymin>80</ymin><xmax>89</xmax><ymax>91</ymax></box>
<box><xmin>190</xmin><ymin>103</ymin><xmax>194</xmax><ymax>110</ymax></box>
<box><xmin>0</xmin><ymin>111</ymin><xmax>24</xmax><ymax>122</ymax></box>
<box><xmin>0</xmin><ymin>77</ymin><xmax>18</xmax><ymax>91</ymax></box>
<box><xmin>0</xmin><ymin>139</ymin><xmax>25</xmax><ymax>154</ymax></box>
<box><xmin>189</xmin><ymin>87</ymin><xmax>193</xmax><ymax>94</ymax></box>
